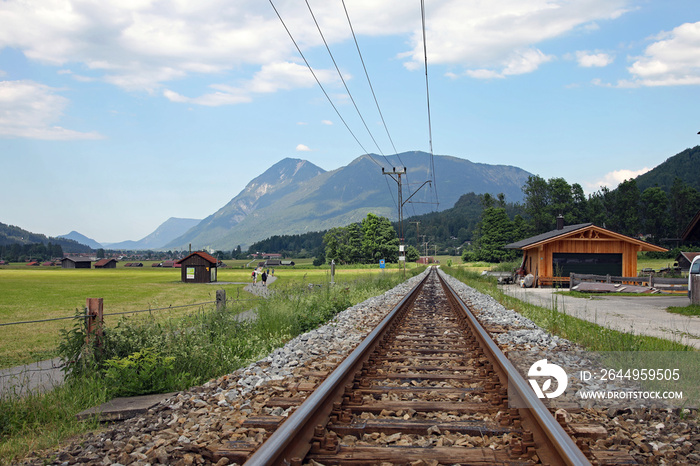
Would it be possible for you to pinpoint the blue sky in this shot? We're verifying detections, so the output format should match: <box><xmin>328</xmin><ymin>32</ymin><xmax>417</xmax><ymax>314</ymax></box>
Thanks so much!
<box><xmin>1</xmin><ymin>0</ymin><xmax>699</xmax><ymax>243</ymax></box>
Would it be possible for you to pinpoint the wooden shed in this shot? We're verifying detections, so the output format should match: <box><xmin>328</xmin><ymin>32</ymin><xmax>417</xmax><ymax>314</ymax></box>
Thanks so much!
<box><xmin>176</xmin><ymin>251</ymin><xmax>218</xmax><ymax>283</ymax></box>
<box><xmin>506</xmin><ymin>222</ymin><xmax>667</xmax><ymax>287</ymax></box>
<box><xmin>677</xmin><ymin>252</ymin><xmax>700</xmax><ymax>272</ymax></box>
<box><xmin>94</xmin><ymin>258</ymin><xmax>118</xmax><ymax>269</ymax></box>
<box><xmin>61</xmin><ymin>257</ymin><xmax>92</xmax><ymax>269</ymax></box>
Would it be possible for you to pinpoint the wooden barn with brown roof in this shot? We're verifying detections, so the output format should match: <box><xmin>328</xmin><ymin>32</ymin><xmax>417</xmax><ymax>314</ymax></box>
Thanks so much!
<box><xmin>94</xmin><ymin>258</ymin><xmax>118</xmax><ymax>269</ymax></box>
<box><xmin>61</xmin><ymin>257</ymin><xmax>92</xmax><ymax>269</ymax></box>
<box><xmin>176</xmin><ymin>251</ymin><xmax>218</xmax><ymax>283</ymax></box>
<box><xmin>506</xmin><ymin>218</ymin><xmax>667</xmax><ymax>287</ymax></box>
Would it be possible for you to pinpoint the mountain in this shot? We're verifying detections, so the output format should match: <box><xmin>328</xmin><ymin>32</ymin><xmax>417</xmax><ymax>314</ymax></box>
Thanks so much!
<box><xmin>635</xmin><ymin>146</ymin><xmax>700</xmax><ymax>193</ymax></box>
<box><xmin>57</xmin><ymin>231</ymin><xmax>103</xmax><ymax>249</ymax></box>
<box><xmin>0</xmin><ymin>223</ymin><xmax>92</xmax><ymax>253</ymax></box>
<box><xmin>104</xmin><ymin>217</ymin><xmax>201</xmax><ymax>250</ymax></box>
<box><xmin>165</xmin><ymin>152</ymin><xmax>533</xmax><ymax>251</ymax></box>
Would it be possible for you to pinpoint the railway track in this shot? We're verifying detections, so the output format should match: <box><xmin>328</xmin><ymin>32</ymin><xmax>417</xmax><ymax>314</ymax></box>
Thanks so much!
<box><xmin>243</xmin><ymin>267</ymin><xmax>592</xmax><ymax>465</ymax></box>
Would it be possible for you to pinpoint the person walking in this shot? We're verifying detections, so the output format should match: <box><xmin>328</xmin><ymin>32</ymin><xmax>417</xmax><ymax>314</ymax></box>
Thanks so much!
<box><xmin>261</xmin><ymin>270</ymin><xmax>268</xmax><ymax>287</ymax></box>
<box><xmin>252</xmin><ymin>269</ymin><xmax>257</xmax><ymax>284</ymax></box>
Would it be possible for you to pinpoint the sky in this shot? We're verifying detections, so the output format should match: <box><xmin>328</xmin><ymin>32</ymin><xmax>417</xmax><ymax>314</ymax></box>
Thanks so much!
<box><xmin>1</xmin><ymin>0</ymin><xmax>699</xmax><ymax>244</ymax></box>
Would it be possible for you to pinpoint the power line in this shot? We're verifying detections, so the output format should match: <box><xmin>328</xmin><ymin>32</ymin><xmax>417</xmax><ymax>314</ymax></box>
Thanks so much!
<box><xmin>340</xmin><ymin>0</ymin><xmax>417</xmax><ymax>217</ymax></box>
<box><xmin>268</xmin><ymin>0</ymin><xmax>372</xmax><ymax>161</ymax></box>
<box><xmin>304</xmin><ymin>0</ymin><xmax>401</xmax><ymax>211</ymax></box>
<box><xmin>268</xmin><ymin>0</ymin><xmax>398</xmax><ymax>211</ymax></box>
<box><xmin>304</xmin><ymin>0</ymin><xmax>389</xmax><ymax>164</ymax></box>
<box><xmin>420</xmin><ymin>0</ymin><xmax>439</xmax><ymax>210</ymax></box>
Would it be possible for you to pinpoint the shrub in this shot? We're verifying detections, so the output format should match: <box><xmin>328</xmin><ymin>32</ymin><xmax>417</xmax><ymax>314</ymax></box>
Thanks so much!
<box><xmin>103</xmin><ymin>347</ymin><xmax>188</xmax><ymax>397</ymax></box>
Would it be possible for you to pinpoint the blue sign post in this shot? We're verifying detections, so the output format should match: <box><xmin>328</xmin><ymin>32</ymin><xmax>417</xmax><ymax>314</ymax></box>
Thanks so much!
<box><xmin>379</xmin><ymin>259</ymin><xmax>385</xmax><ymax>269</ymax></box>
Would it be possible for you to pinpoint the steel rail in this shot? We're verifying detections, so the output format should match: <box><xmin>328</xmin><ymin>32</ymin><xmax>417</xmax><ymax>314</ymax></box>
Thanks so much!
<box><xmin>243</xmin><ymin>269</ymin><xmax>431</xmax><ymax>465</ymax></box>
<box><xmin>437</xmin><ymin>269</ymin><xmax>591</xmax><ymax>466</ymax></box>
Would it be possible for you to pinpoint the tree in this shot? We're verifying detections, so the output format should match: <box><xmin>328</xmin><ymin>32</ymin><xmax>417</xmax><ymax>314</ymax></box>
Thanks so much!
<box><xmin>523</xmin><ymin>175</ymin><xmax>550</xmax><ymax>233</ymax></box>
<box><xmin>613</xmin><ymin>179</ymin><xmax>640</xmax><ymax>236</ymax></box>
<box><xmin>406</xmin><ymin>245</ymin><xmax>420</xmax><ymax>262</ymax></box>
<box><xmin>640</xmin><ymin>187</ymin><xmax>668</xmax><ymax>241</ymax></box>
<box><xmin>468</xmin><ymin>207</ymin><xmax>518</xmax><ymax>262</ymax></box>
<box><xmin>669</xmin><ymin>178</ymin><xmax>700</xmax><ymax>238</ymax></box>
<box><xmin>361</xmin><ymin>213</ymin><xmax>399</xmax><ymax>263</ymax></box>
<box><xmin>547</xmin><ymin>177</ymin><xmax>574</xmax><ymax>223</ymax></box>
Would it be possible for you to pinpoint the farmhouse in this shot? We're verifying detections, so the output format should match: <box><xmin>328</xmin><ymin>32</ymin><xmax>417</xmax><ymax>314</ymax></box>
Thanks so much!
<box><xmin>505</xmin><ymin>218</ymin><xmax>667</xmax><ymax>287</ymax></box>
<box><xmin>176</xmin><ymin>251</ymin><xmax>218</xmax><ymax>284</ymax></box>
<box><xmin>61</xmin><ymin>257</ymin><xmax>92</xmax><ymax>269</ymax></box>
<box><xmin>94</xmin><ymin>258</ymin><xmax>118</xmax><ymax>269</ymax></box>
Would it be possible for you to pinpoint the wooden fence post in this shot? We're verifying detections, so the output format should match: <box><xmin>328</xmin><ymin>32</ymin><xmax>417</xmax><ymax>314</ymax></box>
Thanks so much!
<box><xmin>85</xmin><ymin>298</ymin><xmax>104</xmax><ymax>346</ymax></box>
<box><xmin>216</xmin><ymin>289</ymin><xmax>226</xmax><ymax>311</ymax></box>
<box><xmin>692</xmin><ymin>275</ymin><xmax>700</xmax><ymax>306</ymax></box>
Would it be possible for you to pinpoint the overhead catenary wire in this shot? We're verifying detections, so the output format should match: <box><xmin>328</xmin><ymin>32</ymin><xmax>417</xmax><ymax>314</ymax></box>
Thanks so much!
<box><xmin>420</xmin><ymin>0</ymin><xmax>439</xmax><ymax>210</ymax></box>
<box><xmin>340</xmin><ymin>0</ymin><xmax>417</xmax><ymax>217</ymax></box>
<box><xmin>304</xmin><ymin>0</ymin><xmax>389</xmax><ymax>163</ymax></box>
<box><xmin>269</xmin><ymin>0</ymin><xmax>398</xmax><ymax>211</ymax></box>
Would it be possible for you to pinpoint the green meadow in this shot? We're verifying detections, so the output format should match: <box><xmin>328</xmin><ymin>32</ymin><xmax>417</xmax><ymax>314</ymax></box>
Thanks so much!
<box><xmin>0</xmin><ymin>261</ymin><xmax>413</xmax><ymax>369</ymax></box>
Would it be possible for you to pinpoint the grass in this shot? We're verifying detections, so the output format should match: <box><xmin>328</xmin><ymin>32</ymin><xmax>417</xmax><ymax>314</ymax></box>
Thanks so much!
<box><xmin>0</xmin><ymin>266</ymin><xmax>424</xmax><ymax>464</ymax></box>
<box><xmin>668</xmin><ymin>304</ymin><xmax>700</xmax><ymax>316</ymax></box>
<box><xmin>0</xmin><ymin>265</ymin><xmax>258</xmax><ymax>368</ymax></box>
<box><xmin>0</xmin><ymin>263</ymin><xmax>421</xmax><ymax>369</ymax></box>
<box><xmin>557</xmin><ymin>290</ymin><xmax>677</xmax><ymax>299</ymax></box>
<box><xmin>442</xmin><ymin>266</ymin><xmax>694</xmax><ymax>352</ymax></box>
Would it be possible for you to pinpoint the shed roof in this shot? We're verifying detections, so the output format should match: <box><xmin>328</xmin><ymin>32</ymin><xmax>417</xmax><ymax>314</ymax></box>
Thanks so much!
<box><xmin>506</xmin><ymin>223</ymin><xmax>667</xmax><ymax>252</ymax></box>
<box><xmin>678</xmin><ymin>251</ymin><xmax>700</xmax><ymax>263</ymax></box>
<box><xmin>61</xmin><ymin>257</ymin><xmax>92</xmax><ymax>263</ymax></box>
<box><xmin>94</xmin><ymin>258</ymin><xmax>117</xmax><ymax>267</ymax></box>
<box><xmin>176</xmin><ymin>251</ymin><xmax>218</xmax><ymax>265</ymax></box>
<box><xmin>682</xmin><ymin>209</ymin><xmax>700</xmax><ymax>242</ymax></box>
<box><xmin>505</xmin><ymin>223</ymin><xmax>592</xmax><ymax>249</ymax></box>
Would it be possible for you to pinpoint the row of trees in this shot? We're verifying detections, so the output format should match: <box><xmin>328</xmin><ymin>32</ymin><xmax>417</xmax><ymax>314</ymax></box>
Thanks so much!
<box><xmin>323</xmin><ymin>213</ymin><xmax>419</xmax><ymax>264</ymax></box>
<box><xmin>461</xmin><ymin>176</ymin><xmax>700</xmax><ymax>263</ymax></box>
<box><xmin>522</xmin><ymin>175</ymin><xmax>700</xmax><ymax>241</ymax></box>
<box><xmin>0</xmin><ymin>242</ymin><xmax>64</xmax><ymax>262</ymax></box>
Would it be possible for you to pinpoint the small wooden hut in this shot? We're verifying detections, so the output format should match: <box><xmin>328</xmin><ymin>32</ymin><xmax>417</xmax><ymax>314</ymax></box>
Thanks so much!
<box><xmin>61</xmin><ymin>257</ymin><xmax>92</xmax><ymax>269</ymax></box>
<box><xmin>94</xmin><ymin>258</ymin><xmax>118</xmax><ymax>269</ymax></box>
<box><xmin>506</xmin><ymin>221</ymin><xmax>667</xmax><ymax>287</ymax></box>
<box><xmin>176</xmin><ymin>251</ymin><xmax>218</xmax><ymax>283</ymax></box>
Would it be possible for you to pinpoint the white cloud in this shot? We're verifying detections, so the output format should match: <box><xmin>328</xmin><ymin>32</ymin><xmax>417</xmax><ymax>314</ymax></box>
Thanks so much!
<box><xmin>576</xmin><ymin>50</ymin><xmax>614</xmax><ymax>67</ymax></box>
<box><xmin>585</xmin><ymin>167</ymin><xmax>651</xmax><ymax>191</ymax></box>
<box><xmin>296</xmin><ymin>144</ymin><xmax>311</xmax><ymax>151</ymax></box>
<box><xmin>321</xmin><ymin>120</ymin><xmax>333</xmax><ymax>125</ymax></box>
<box><xmin>0</xmin><ymin>0</ymin><xmax>634</xmax><ymax>96</ymax></box>
<box><xmin>0</xmin><ymin>80</ymin><xmax>102</xmax><ymax>140</ymax></box>
<box><xmin>622</xmin><ymin>21</ymin><xmax>700</xmax><ymax>87</ymax></box>
<box><xmin>163</xmin><ymin>61</ymin><xmax>337</xmax><ymax>107</ymax></box>
<box><xmin>401</xmin><ymin>0</ymin><xmax>629</xmax><ymax>78</ymax></box>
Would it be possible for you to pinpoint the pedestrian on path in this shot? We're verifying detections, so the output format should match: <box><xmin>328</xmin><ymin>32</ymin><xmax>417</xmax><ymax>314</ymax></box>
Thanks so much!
<box><xmin>252</xmin><ymin>269</ymin><xmax>257</xmax><ymax>284</ymax></box>
<box><xmin>261</xmin><ymin>271</ymin><xmax>268</xmax><ymax>287</ymax></box>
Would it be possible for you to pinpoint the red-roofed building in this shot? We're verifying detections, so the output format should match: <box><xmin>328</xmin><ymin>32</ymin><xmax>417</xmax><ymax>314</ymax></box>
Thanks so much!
<box><xmin>176</xmin><ymin>251</ymin><xmax>218</xmax><ymax>283</ymax></box>
<box><xmin>94</xmin><ymin>258</ymin><xmax>118</xmax><ymax>269</ymax></box>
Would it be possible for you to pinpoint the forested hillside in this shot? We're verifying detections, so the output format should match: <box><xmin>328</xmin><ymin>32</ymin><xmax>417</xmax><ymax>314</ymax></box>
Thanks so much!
<box><xmin>0</xmin><ymin>222</ymin><xmax>92</xmax><ymax>253</ymax></box>
<box><xmin>636</xmin><ymin>146</ymin><xmax>700</xmax><ymax>193</ymax></box>
<box><xmin>0</xmin><ymin>222</ymin><xmax>93</xmax><ymax>261</ymax></box>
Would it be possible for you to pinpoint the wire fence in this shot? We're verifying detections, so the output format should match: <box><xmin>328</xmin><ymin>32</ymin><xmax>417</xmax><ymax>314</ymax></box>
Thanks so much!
<box><xmin>0</xmin><ymin>296</ymin><xmax>261</xmax><ymax>328</ymax></box>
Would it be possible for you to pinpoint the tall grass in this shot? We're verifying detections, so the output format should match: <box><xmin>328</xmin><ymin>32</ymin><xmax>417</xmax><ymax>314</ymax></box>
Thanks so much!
<box><xmin>443</xmin><ymin>267</ymin><xmax>694</xmax><ymax>352</ymax></box>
